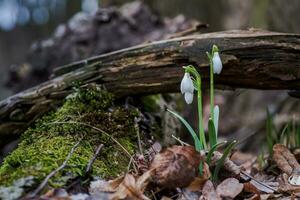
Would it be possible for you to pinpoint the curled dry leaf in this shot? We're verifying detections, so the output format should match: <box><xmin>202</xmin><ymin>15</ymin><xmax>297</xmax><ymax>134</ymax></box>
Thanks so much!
<box><xmin>216</xmin><ymin>178</ymin><xmax>243</xmax><ymax>199</ymax></box>
<box><xmin>210</xmin><ymin>151</ymin><xmax>241</xmax><ymax>176</ymax></box>
<box><xmin>180</xmin><ymin>162</ymin><xmax>211</xmax><ymax>199</ymax></box>
<box><xmin>111</xmin><ymin>171</ymin><xmax>152</xmax><ymax>200</ymax></box>
<box><xmin>89</xmin><ymin>171</ymin><xmax>152</xmax><ymax>200</ymax></box>
<box><xmin>185</xmin><ymin>162</ymin><xmax>211</xmax><ymax>193</ymax></box>
<box><xmin>89</xmin><ymin>176</ymin><xmax>124</xmax><ymax>194</ymax></box>
<box><xmin>273</xmin><ymin>144</ymin><xmax>300</xmax><ymax>186</ymax></box>
<box><xmin>150</xmin><ymin>145</ymin><xmax>203</xmax><ymax>188</ymax></box>
<box><xmin>277</xmin><ymin>173</ymin><xmax>300</xmax><ymax>196</ymax></box>
<box><xmin>273</xmin><ymin>144</ymin><xmax>300</xmax><ymax>175</ymax></box>
<box><xmin>199</xmin><ymin>180</ymin><xmax>221</xmax><ymax>200</ymax></box>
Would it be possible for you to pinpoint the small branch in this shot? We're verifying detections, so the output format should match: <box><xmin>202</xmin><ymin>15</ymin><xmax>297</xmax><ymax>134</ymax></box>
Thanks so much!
<box><xmin>85</xmin><ymin>144</ymin><xmax>104</xmax><ymax>174</ymax></box>
<box><xmin>240</xmin><ymin>170</ymin><xmax>276</xmax><ymax>192</ymax></box>
<box><xmin>29</xmin><ymin>140</ymin><xmax>81</xmax><ymax>197</ymax></box>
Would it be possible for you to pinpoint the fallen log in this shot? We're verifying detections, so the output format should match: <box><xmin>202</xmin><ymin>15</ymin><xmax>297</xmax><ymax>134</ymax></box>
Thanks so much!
<box><xmin>1</xmin><ymin>29</ymin><xmax>300</xmax><ymax>136</ymax></box>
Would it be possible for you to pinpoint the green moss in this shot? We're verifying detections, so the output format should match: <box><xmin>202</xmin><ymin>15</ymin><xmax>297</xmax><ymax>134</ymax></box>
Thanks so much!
<box><xmin>0</xmin><ymin>86</ymin><xmax>138</xmax><ymax>188</ymax></box>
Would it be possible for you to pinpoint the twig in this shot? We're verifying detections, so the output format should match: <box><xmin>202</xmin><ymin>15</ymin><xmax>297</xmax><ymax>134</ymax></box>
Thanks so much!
<box><xmin>46</xmin><ymin>121</ymin><xmax>132</xmax><ymax>158</ymax></box>
<box><xmin>171</xmin><ymin>134</ymin><xmax>190</xmax><ymax>146</ymax></box>
<box><xmin>29</xmin><ymin>140</ymin><xmax>81</xmax><ymax>197</ymax></box>
<box><xmin>134</xmin><ymin>117</ymin><xmax>143</xmax><ymax>154</ymax></box>
<box><xmin>85</xmin><ymin>144</ymin><xmax>104</xmax><ymax>174</ymax></box>
<box><xmin>240</xmin><ymin>170</ymin><xmax>276</xmax><ymax>192</ymax></box>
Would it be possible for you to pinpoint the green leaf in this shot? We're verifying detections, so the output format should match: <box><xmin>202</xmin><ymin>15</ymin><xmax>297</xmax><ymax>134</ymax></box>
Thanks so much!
<box><xmin>167</xmin><ymin>109</ymin><xmax>202</xmax><ymax>151</ymax></box>
<box><xmin>212</xmin><ymin>140</ymin><xmax>237</xmax><ymax>182</ymax></box>
<box><xmin>296</xmin><ymin>126</ymin><xmax>300</xmax><ymax>148</ymax></box>
<box><xmin>279</xmin><ymin>123</ymin><xmax>289</xmax><ymax>144</ymax></box>
<box><xmin>208</xmin><ymin>118</ymin><xmax>217</xmax><ymax>148</ymax></box>
<box><xmin>206</xmin><ymin>141</ymin><xmax>227</xmax><ymax>165</ymax></box>
<box><xmin>266</xmin><ymin>108</ymin><xmax>275</xmax><ymax>154</ymax></box>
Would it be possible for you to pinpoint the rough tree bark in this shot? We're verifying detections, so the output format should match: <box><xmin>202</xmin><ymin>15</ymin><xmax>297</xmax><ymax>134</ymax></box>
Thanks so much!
<box><xmin>1</xmin><ymin>29</ymin><xmax>300</xmax><ymax>136</ymax></box>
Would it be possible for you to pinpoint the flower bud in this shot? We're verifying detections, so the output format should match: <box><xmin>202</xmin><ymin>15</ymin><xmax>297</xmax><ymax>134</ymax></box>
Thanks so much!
<box><xmin>212</xmin><ymin>52</ymin><xmax>222</xmax><ymax>74</ymax></box>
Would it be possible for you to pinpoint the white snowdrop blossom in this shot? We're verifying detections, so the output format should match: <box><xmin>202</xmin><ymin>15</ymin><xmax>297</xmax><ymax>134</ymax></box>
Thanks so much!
<box><xmin>180</xmin><ymin>72</ymin><xmax>194</xmax><ymax>104</ymax></box>
<box><xmin>212</xmin><ymin>52</ymin><xmax>223</xmax><ymax>74</ymax></box>
<box><xmin>184</xmin><ymin>92</ymin><xmax>194</xmax><ymax>104</ymax></box>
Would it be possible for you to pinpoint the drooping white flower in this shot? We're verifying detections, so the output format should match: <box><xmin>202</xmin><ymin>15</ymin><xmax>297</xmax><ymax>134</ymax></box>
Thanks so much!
<box><xmin>212</xmin><ymin>52</ymin><xmax>222</xmax><ymax>74</ymax></box>
<box><xmin>180</xmin><ymin>72</ymin><xmax>194</xmax><ymax>104</ymax></box>
<box><xmin>213</xmin><ymin>105</ymin><xmax>219</xmax><ymax>136</ymax></box>
<box><xmin>184</xmin><ymin>92</ymin><xmax>193</xmax><ymax>104</ymax></box>
<box><xmin>180</xmin><ymin>73</ymin><xmax>194</xmax><ymax>94</ymax></box>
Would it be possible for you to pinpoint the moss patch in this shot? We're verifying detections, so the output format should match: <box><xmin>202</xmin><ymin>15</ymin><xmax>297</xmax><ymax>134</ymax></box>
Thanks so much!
<box><xmin>0</xmin><ymin>86</ymin><xmax>139</xmax><ymax>187</ymax></box>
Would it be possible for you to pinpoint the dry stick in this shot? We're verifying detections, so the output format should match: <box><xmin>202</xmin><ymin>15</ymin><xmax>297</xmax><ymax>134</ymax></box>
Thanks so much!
<box><xmin>85</xmin><ymin>144</ymin><xmax>104</xmax><ymax>174</ymax></box>
<box><xmin>240</xmin><ymin>171</ymin><xmax>276</xmax><ymax>192</ymax></box>
<box><xmin>171</xmin><ymin>134</ymin><xmax>190</xmax><ymax>146</ymax></box>
<box><xmin>29</xmin><ymin>140</ymin><xmax>81</xmax><ymax>197</ymax></box>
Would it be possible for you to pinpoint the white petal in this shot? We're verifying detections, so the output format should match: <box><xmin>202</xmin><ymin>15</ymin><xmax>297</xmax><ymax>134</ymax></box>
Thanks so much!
<box><xmin>212</xmin><ymin>52</ymin><xmax>223</xmax><ymax>74</ymax></box>
<box><xmin>184</xmin><ymin>92</ymin><xmax>193</xmax><ymax>104</ymax></box>
<box><xmin>213</xmin><ymin>105</ymin><xmax>219</xmax><ymax>136</ymax></box>
<box><xmin>180</xmin><ymin>73</ymin><xmax>194</xmax><ymax>94</ymax></box>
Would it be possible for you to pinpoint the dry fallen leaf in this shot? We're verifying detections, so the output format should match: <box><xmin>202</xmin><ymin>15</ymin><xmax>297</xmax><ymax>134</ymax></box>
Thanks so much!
<box><xmin>216</xmin><ymin>178</ymin><xmax>243</xmax><ymax>199</ymax></box>
<box><xmin>199</xmin><ymin>180</ymin><xmax>221</xmax><ymax>200</ymax></box>
<box><xmin>150</xmin><ymin>145</ymin><xmax>203</xmax><ymax>188</ymax></box>
<box><xmin>111</xmin><ymin>171</ymin><xmax>152</xmax><ymax>200</ymax></box>
<box><xmin>277</xmin><ymin>173</ymin><xmax>300</xmax><ymax>196</ymax></box>
<box><xmin>89</xmin><ymin>171</ymin><xmax>152</xmax><ymax>200</ymax></box>
<box><xmin>89</xmin><ymin>176</ymin><xmax>124</xmax><ymax>194</ymax></box>
<box><xmin>273</xmin><ymin>144</ymin><xmax>300</xmax><ymax>176</ymax></box>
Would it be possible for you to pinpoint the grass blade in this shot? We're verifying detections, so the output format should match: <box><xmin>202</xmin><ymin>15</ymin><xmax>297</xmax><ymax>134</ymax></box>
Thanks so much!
<box><xmin>206</xmin><ymin>141</ymin><xmax>227</xmax><ymax>164</ymax></box>
<box><xmin>208</xmin><ymin>118</ymin><xmax>217</xmax><ymax>148</ymax></box>
<box><xmin>266</xmin><ymin>108</ymin><xmax>275</xmax><ymax>154</ymax></box>
<box><xmin>167</xmin><ymin>109</ymin><xmax>202</xmax><ymax>151</ymax></box>
<box><xmin>212</xmin><ymin>140</ymin><xmax>237</xmax><ymax>182</ymax></box>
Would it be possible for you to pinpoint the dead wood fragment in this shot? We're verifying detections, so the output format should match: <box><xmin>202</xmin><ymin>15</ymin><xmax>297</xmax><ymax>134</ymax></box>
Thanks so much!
<box><xmin>85</xmin><ymin>144</ymin><xmax>104</xmax><ymax>174</ymax></box>
<box><xmin>2</xmin><ymin>30</ymin><xmax>300</xmax><ymax>136</ymax></box>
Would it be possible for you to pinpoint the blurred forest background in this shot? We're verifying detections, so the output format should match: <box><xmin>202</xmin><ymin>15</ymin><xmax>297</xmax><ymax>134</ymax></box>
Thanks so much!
<box><xmin>1</xmin><ymin>0</ymin><xmax>300</xmax><ymax>99</ymax></box>
<box><xmin>1</xmin><ymin>0</ymin><xmax>300</xmax><ymax>153</ymax></box>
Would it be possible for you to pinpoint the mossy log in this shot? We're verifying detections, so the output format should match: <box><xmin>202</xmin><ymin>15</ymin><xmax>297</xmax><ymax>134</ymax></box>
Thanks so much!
<box><xmin>0</xmin><ymin>87</ymin><xmax>142</xmax><ymax>197</ymax></box>
<box><xmin>1</xmin><ymin>29</ymin><xmax>300</xmax><ymax>136</ymax></box>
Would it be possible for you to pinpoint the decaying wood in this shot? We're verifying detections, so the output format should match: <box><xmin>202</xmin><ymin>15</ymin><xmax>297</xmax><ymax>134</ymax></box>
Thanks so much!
<box><xmin>1</xmin><ymin>29</ymin><xmax>300</xmax><ymax>136</ymax></box>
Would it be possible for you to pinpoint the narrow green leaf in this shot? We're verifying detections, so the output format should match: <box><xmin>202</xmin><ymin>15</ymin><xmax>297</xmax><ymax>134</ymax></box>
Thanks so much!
<box><xmin>266</xmin><ymin>108</ymin><xmax>274</xmax><ymax>154</ymax></box>
<box><xmin>206</xmin><ymin>141</ymin><xmax>227</xmax><ymax>165</ymax></box>
<box><xmin>212</xmin><ymin>140</ymin><xmax>237</xmax><ymax>182</ymax></box>
<box><xmin>167</xmin><ymin>109</ymin><xmax>202</xmax><ymax>151</ymax></box>
<box><xmin>296</xmin><ymin>126</ymin><xmax>300</xmax><ymax>148</ymax></box>
<box><xmin>279</xmin><ymin>123</ymin><xmax>289</xmax><ymax>144</ymax></box>
<box><xmin>208</xmin><ymin>118</ymin><xmax>217</xmax><ymax>148</ymax></box>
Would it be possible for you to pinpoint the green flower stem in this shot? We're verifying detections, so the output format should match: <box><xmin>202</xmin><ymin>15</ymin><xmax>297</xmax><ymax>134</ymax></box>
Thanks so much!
<box><xmin>185</xmin><ymin>66</ymin><xmax>207</xmax><ymax>150</ymax></box>
<box><xmin>209</xmin><ymin>58</ymin><xmax>214</xmax><ymax>121</ymax></box>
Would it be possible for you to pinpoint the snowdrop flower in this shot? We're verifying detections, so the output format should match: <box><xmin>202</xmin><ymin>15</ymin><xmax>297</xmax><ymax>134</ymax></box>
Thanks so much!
<box><xmin>184</xmin><ymin>92</ymin><xmax>193</xmax><ymax>104</ymax></box>
<box><xmin>180</xmin><ymin>72</ymin><xmax>194</xmax><ymax>104</ymax></box>
<box><xmin>212</xmin><ymin>52</ymin><xmax>222</xmax><ymax>74</ymax></box>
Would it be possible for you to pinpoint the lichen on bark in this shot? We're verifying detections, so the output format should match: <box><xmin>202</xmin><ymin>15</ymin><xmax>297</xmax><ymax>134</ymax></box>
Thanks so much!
<box><xmin>0</xmin><ymin>85</ymin><xmax>139</xmax><ymax>189</ymax></box>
